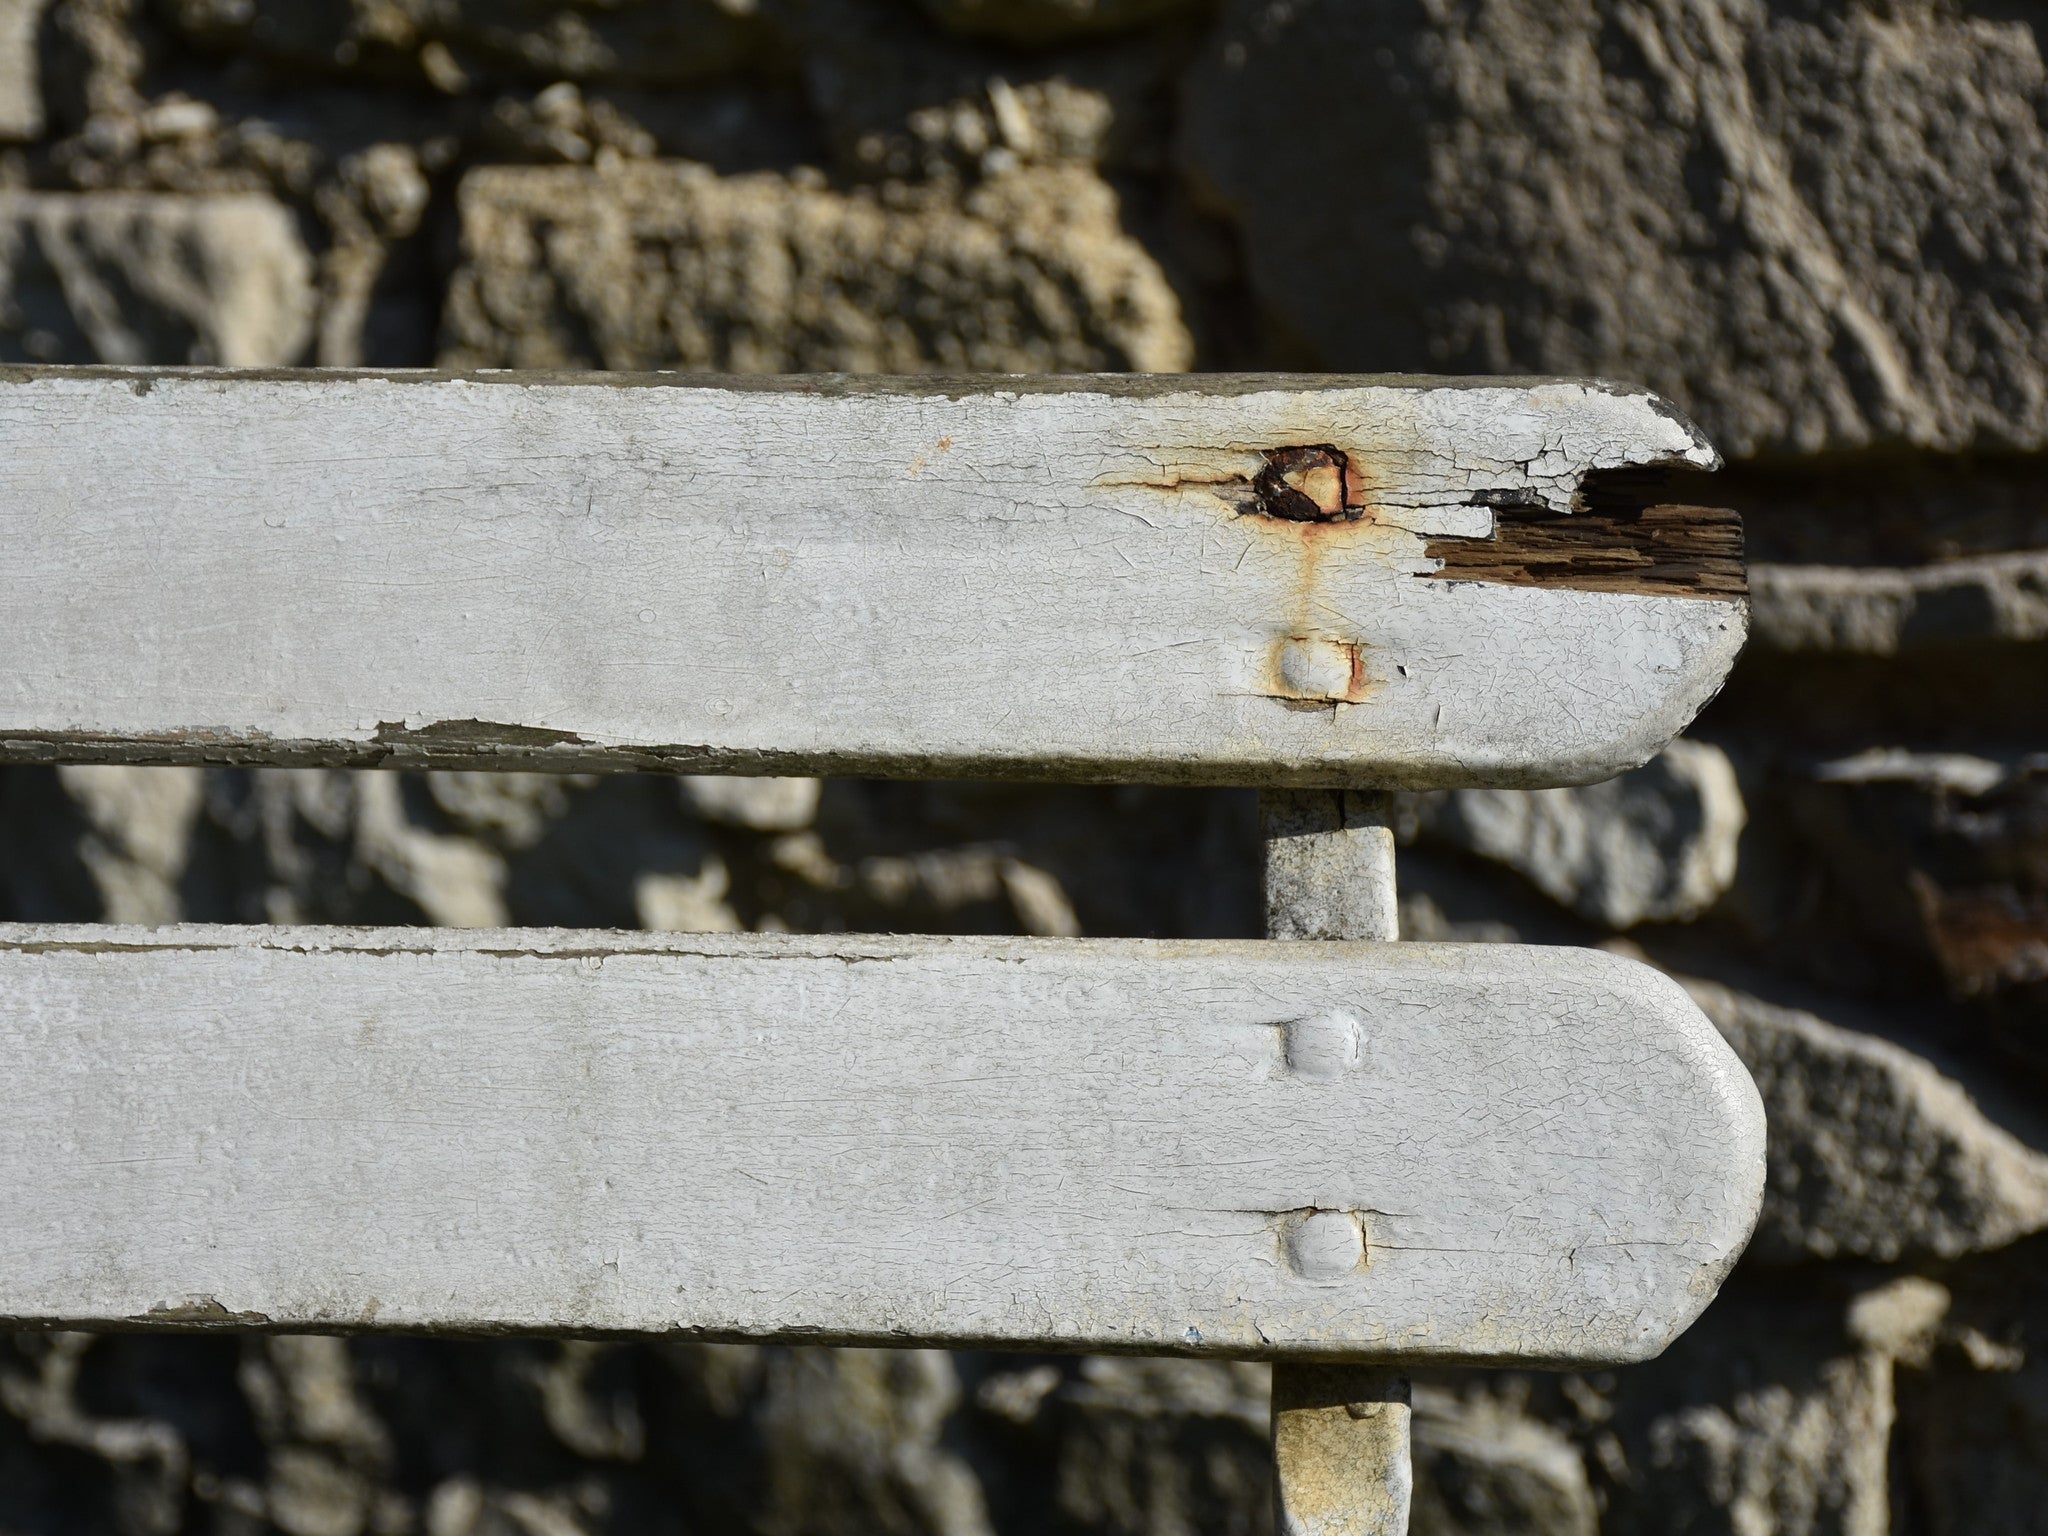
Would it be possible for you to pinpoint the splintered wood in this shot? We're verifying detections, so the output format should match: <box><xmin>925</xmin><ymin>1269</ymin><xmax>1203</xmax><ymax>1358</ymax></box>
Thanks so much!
<box><xmin>0</xmin><ymin>368</ymin><xmax>1745</xmax><ymax>789</ymax></box>
<box><xmin>1425</xmin><ymin>503</ymin><xmax>1746</xmax><ymax>599</ymax></box>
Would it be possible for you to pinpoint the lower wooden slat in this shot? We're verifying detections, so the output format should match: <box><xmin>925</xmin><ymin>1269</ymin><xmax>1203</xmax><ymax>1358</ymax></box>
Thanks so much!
<box><xmin>0</xmin><ymin>925</ymin><xmax>1762</xmax><ymax>1364</ymax></box>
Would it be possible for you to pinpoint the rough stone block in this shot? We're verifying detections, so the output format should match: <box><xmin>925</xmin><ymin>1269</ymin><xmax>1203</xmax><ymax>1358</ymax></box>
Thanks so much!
<box><xmin>1750</xmin><ymin>553</ymin><xmax>2048</xmax><ymax>653</ymax></box>
<box><xmin>912</xmin><ymin>0</ymin><xmax>1196</xmax><ymax>45</ymax></box>
<box><xmin>0</xmin><ymin>192</ymin><xmax>314</xmax><ymax>364</ymax></box>
<box><xmin>1406</xmin><ymin>740</ymin><xmax>1746</xmax><ymax>930</ymax></box>
<box><xmin>1600</xmin><ymin>1277</ymin><xmax>1941</xmax><ymax>1536</ymax></box>
<box><xmin>778</xmin><ymin>0</ymin><xmax>1175</xmax><ymax>184</ymax></box>
<box><xmin>1767</xmin><ymin>751</ymin><xmax>2048</xmax><ymax>1069</ymax></box>
<box><xmin>439</xmin><ymin>161</ymin><xmax>1192</xmax><ymax>372</ymax></box>
<box><xmin>1895</xmin><ymin>1234</ymin><xmax>2048</xmax><ymax>1536</ymax></box>
<box><xmin>1411</xmin><ymin>1387</ymin><xmax>1597</xmax><ymax>1536</ymax></box>
<box><xmin>679</xmin><ymin>775</ymin><xmax>822</xmax><ymax>833</ymax></box>
<box><xmin>1182</xmin><ymin>0</ymin><xmax>2048</xmax><ymax>456</ymax></box>
<box><xmin>1687</xmin><ymin>978</ymin><xmax>2048</xmax><ymax>1263</ymax></box>
<box><xmin>49</xmin><ymin>766</ymin><xmax>203</xmax><ymax>927</ymax></box>
<box><xmin>0</xmin><ymin>0</ymin><xmax>45</xmax><ymax>140</ymax></box>
<box><xmin>160</xmin><ymin>0</ymin><xmax>768</xmax><ymax>89</ymax></box>
<box><xmin>977</xmin><ymin>1357</ymin><xmax>1269</xmax><ymax>1536</ymax></box>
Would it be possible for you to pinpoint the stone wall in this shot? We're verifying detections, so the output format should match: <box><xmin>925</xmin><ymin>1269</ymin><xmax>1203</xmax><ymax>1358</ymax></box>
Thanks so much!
<box><xmin>2</xmin><ymin>2</ymin><xmax>2046</xmax><ymax>1533</ymax></box>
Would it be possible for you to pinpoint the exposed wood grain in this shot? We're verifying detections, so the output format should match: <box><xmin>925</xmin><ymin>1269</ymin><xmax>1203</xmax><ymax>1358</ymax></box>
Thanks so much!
<box><xmin>1425</xmin><ymin>505</ymin><xmax>1746</xmax><ymax>599</ymax></box>
<box><xmin>0</xmin><ymin>923</ymin><xmax>1765</xmax><ymax>1362</ymax></box>
<box><xmin>0</xmin><ymin>368</ymin><xmax>1743</xmax><ymax>789</ymax></box>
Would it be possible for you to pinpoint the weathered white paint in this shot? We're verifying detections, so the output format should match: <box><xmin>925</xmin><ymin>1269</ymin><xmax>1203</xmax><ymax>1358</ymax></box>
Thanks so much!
<box><xmin>0</xmin><ymin>923</ymin><xmax>1763</xmax><ymax>1361</ymax></box>
<box><xmin>0</xmin><ymin>368</ymin><xmax>1741</xmax><ymax>789</ymax></box>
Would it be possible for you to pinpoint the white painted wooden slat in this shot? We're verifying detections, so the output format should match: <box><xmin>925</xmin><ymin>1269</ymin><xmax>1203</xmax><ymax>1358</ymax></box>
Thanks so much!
<box><xmin>0</xmin><ymin>923</ymin><xmax>1764</xmax><ymax>1363</ymax></box>
<box><xmin>0</xmin><ymin>368</ymin><xmax>1743</xmax><ymax>789</ymax></box>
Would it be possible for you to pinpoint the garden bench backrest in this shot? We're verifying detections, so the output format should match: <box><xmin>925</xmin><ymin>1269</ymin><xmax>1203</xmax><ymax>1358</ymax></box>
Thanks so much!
<box><xmin>0</xmin><ymin>368</ymin><xmax>1765</xmax><ymax>1536</ymax></box>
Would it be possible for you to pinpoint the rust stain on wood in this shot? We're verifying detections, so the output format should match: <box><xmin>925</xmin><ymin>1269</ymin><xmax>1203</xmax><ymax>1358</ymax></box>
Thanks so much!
<box><xmin>1424</xmin><ymin>504</ymin><xmax>1746</xmax><ymax>600</ymax></box>
<box><xmin>1265</xmin><ymin>637</ymin><xmax>1374</xmax><ymax>706</ymax></box>
<box><xmin>1219</xmin><ymin>444</ymin><xmax>1395</xmax><ymax>706</ymax></box>
<box><xmin>1247</xmin><ymin>446</ymin><xmax>1370</xmax><ymax>523</ymax></box>
<box><xmin>1098</xmin><ymin>443</ymin><xmax>1376</xmax><ymax>521</ymax></box>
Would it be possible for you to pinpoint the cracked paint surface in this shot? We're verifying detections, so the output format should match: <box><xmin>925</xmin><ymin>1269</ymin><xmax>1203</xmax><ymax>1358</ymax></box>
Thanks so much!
<box><xmin>0</xmin><ymin>370</ymin><xmax>1743</xmax><ymax>789</ymax></box>
<box><xmin>0</xmin><ymin>922</ymin><xmax>1763</xmax><ymax>1364</ymax></box>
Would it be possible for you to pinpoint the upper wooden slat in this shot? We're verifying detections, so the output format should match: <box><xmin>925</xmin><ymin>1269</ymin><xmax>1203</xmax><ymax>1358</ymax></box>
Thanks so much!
<box><xmin>0</xmin><ymin>924</ymin><xmax>1765</xmax><ymax>1363</ymax></box>
<box><xmin>0</xmin><ymin>368</ymin><xmax>1744</xmax><ymax>788</ymax></box>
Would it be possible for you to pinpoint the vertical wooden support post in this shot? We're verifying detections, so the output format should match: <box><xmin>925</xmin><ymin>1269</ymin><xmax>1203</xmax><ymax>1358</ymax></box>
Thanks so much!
<box><xmin>1260</xmin><ymin>790</ymin><xmax>1411</xmax><ymax>1536</ymax></box>
<box><xmin>1270</xmin><ymin>1367</ymin><xmax>1414</xmax><ymax>1536</ymax></box>
<box><xmin>1261</xmin><ymin>791</ymin><xmax>1400</xmax><ymax>943</ymax></box>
